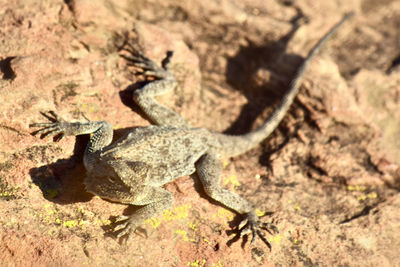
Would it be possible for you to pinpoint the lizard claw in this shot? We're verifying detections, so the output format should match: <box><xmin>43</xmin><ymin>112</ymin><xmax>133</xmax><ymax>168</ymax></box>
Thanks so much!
<box><xmin>115</xmin><ymin>215</ymin><xmax>130</xmax><ymax>222</ymax></box>
<box><xmin>113</xmin><ymin>215</ymin><xmax>138</xmax><ymax>240</ymax></box>
<box><xmin>238</xmin><ymin>212</ymin><xmax>278</xmax><ymax>249</ymax></box>
<box><xmin>121</xmin><ymin>44</ymin><xmax>173</xmax><ymax>79</ymax></box>
<box><xmin>29</xmin><ymin>111</ymin><xmax>67</xmax><ymax>141</ymax></box>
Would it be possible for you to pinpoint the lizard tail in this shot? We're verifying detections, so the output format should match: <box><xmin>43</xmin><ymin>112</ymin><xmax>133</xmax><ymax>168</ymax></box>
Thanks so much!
<box><xmin>217</xmin><ymin>13</ymin><xmax>354</xmax><ymax>158</ymax></box>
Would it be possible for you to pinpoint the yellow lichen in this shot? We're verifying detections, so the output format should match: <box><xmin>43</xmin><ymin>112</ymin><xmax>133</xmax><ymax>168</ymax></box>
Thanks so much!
<box><xmin>223</xmin><ymin>175</ymin><xmax>240</xmax><ymax>187</ymax></box>
<box><xmin>294</xmin><ymin>203</ymin><xmax>301</xmax><ymax>211</ymax></box>
<box><xmin>175</xmin><ymin>229</ymin><xmax>190</xmax><ymax>242</ymax></box>
<box><xmin>48</xmin><ymin>229</ymin><xmax>57</xmax><ymax>236</ymax></box>
<box><xmin>45</xmin><ymin>189</ymin><xmax>59</xmax><ymax>199</ymax></box>
<box><xmin>255</xmin><ymin>208</ymin><xmax>266</xmax><ymax>217</ymax></box>
<box><xmin>187</xmin><ymin>260</ymin><xmax>222</xmax><ymax>267</ymax></box>
<box><xmin>222</xmin><ymin>161</ymin><xmax>229</xmax><ymax>168</ymax></box>
<box><xmin>187</xmin><ymin>259</ymin><xmax>206</xmax><ymax>267</ymax></box>
<box><xmin>62</xmin><ymin>220</ymin><xmax>79</xmax><ymax>228</ymax></box>
<box><xmin>76</xmin><ymin>206</ymin><xmax>87</xmax><ymax>215</ymax></box>
<box><xmin>347</xmin><ymin>185</ymin><xmax>366</xmax><ymax>192</ymax></box>
<box><xmin>145</xmin><ymin>217</ymin><xmax>162</xmax><ymax>229</ymax></box>
<box><xmin>211</xmin><ymin>261</ymin><xmax>223</xmax><ymax>267</ymax></box>
<box><xmin>0</xmin><ymin>184</ymin><xmax>19</xmax><ymax>199</ymax></box>
<box><xmin>269</xmin><ymin>234</ymin><xmax>282</xmax><ymax>245</ymax></box>
<box><xmin>144</xmin><ymin>204</ymin><xmax>192</xmax><ymax>229</ymax></box>
<box><xmin>357</xmin><ymin>192</ymin><xmax>378</xmax><ymax>201</ymax></box>
<box><xmin>212</xmin><ymin>208</ymin><xmax>234</xmax><ymax>222</ymax></box>
<box><xmin>99</xmin><ymin>219</ymin><xmax>112</xmax><ymax>226</ymax></box>
<box><xmin>163</xmin><ymin>204</ymin><xmax>191</xmax><ymax>221</ymax></box>
<box><xmin>188</xmin><ymin>221</ymin><xmax>198</xmax><ymax>231</ymax></box>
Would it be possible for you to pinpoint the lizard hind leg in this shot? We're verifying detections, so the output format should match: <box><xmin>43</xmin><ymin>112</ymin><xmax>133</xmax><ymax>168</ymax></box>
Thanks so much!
<box><xmin>195</xmin><ymin>153</ymin><xmax>278</xmax><ymax>248</ymax></box>
<box><xmin>122</xmin><ymin>46</ymin><xmax>188</xmax><ymax>127</ymax></box>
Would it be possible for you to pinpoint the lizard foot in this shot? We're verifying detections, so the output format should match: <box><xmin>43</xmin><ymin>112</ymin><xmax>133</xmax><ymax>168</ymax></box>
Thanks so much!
<box><xmin>238</xmin><ymin>212</ymin><xmax>278</xmax><ymax>249</ymax></box>
<box><xmin>121</xmin><ymin>43</ymin><xmax>173</xmax><ymax>79</ymax></box>
<box><xmin>29</xmin><ymin>111</ymin><xmax>69</xmax><ymax>141</ymax></box>
<box><xmin>113</xmin><ymin>215</ymin><xmax>139</xmax><ymax>240</ymax></box>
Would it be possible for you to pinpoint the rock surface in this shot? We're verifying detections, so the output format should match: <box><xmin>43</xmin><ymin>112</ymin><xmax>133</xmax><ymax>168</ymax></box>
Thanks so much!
<box><xmin>1</xmin><ymin>0</ymin><xmax>400</xmax><ymax>266</ymax></box>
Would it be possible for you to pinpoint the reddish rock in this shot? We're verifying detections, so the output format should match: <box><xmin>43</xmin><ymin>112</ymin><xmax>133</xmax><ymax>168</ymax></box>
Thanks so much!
<box><xmin>1</xmin><ymin>0</ymin><xmax>399</xmax><ymax>266</ymax></box>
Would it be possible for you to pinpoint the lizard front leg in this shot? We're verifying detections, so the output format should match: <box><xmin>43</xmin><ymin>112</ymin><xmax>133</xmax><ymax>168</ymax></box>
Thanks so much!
<box><xmin>110</xmin><ymin>186</ymin><xmax>174</xmax><ymax>240</ymax></box>
<box><xmin>29</xmin><ymin>111</ymin><xmax>113</xmax><ymax>168</ymax></box>
<box><xmin>196</xmin><ymin>153</ymin><xmax>278</xmax><ymax>248</ymax></box>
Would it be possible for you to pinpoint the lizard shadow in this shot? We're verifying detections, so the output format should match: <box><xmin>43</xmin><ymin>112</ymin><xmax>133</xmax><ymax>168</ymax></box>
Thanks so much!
<box><xmin>29</xmin><ymin>135</ymin><xmax>92</xmax><ymax>204</ymax></box>
<box><xmin>219</xmin><ymin>13</ymin><xmax>308</xmax><ymax>247</ymax></box>
<box><xmin>224</xmin><ymin>13</ymin><xmax>307</xmax><ymax>170</ymax></box>
<box><xmin>28</xmin><ymin>127</ymin><xmax>147</xmax><ymax>241</ymax></box>
<box><xmin>224</xmin><ymin>15</ymin><xmax>304</xmax><ymax>136</ymax></box>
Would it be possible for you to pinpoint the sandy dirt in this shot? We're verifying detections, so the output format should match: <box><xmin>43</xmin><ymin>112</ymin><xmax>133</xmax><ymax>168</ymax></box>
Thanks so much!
<box><xmin>1</xmin><ymin>0</ymin><xmax>400</xmax><ymax>266</ymax></box>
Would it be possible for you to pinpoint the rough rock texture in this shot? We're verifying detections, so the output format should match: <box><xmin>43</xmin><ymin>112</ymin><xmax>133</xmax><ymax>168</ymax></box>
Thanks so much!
<box><xmin>1</xmin><ymin>0</ymin><xmax>400</xmax><ymax>266</ymax></box>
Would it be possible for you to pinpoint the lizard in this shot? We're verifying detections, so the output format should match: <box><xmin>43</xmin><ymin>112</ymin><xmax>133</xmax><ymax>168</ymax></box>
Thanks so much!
<box><xmin>30</xmin><ymin>13</ymin><xmax>353</xmax><ymax>248</ymax></box>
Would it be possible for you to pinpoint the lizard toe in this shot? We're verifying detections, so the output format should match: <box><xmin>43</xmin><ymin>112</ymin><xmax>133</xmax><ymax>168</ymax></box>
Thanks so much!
<box><xmin>113</xmin><ymin>221</ymin><xmax>129</xmax><ymax>232</ymax></box>
<box><xmin>115</xmin><ymin>215</ymin><xmax>130</xmax><ymax>222</ymax></box>
<box><xmin>113</xmin><ymin>216</ymin><xmax>140</xmax><ymax>240</ymax></box>
<box><xmin>237</xmin><ymin>212</ymin><xmax>277</xmax><ymax>250</ymax></box>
